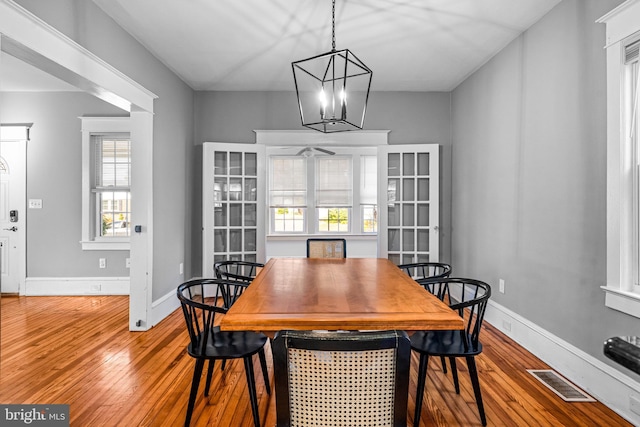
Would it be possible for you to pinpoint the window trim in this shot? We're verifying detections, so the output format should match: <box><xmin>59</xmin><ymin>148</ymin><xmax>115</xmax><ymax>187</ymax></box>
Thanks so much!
<box><xmin>80</xmin><ymin>116</ymin><xmax>131</xmax><ymax>250</ymax></box>
<box><xmin>257</xmin><ymin>130</ymin><xmax>388</xmax><ymax>238</ymax></box>
<box><xmin>599</xmin><ymin>1</ymin><xmax>640</xmax><ymax>318</ymax></box>
<box><xmin>266</xmin><ymin>147</ymin><xmax>376</xmax><ymax>236</ymax></box>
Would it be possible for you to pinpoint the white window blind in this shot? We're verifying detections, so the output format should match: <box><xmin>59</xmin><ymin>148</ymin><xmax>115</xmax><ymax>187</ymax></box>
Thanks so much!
<box><xmin>92</xmin><ymin>134</ymin><xmax>131</xmax><ymax>238</ymax></box>
<box><xmin>360</xmin><ymin>155</ymin><xmax>377</xmax><ymax>204</ymax></box>
<box><xmin>626</xmin><ymin>39</ymin><xmax>640</xmax><ymax>64</ymax></box>
<box><xmin>269</xmin><ymin>157</ymin><xmax>307</xmax><ymax>207</ymax></box>
<box><xmin>93</xmin><ymin>134</ymin><xmax>131</xmax><ymax>189</ymax></box>
<box><xmin>316</xmin><ymin>156</ymin><xmax>352</xmax><ymax>207</ymax></box>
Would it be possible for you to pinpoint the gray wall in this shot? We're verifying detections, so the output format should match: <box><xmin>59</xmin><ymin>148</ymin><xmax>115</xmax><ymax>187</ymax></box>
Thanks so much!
<box><xmin>451</xmin><ymin>0</ymin><xmax>636</xmax><ymax>373</ymax></box>
<box><xmin>193</xmin><ymin>91</ymin><xmax>452</xmax><ymax>275</ymax></box>
<box><xmin>11</xmin><ymin>0</ymin><xmax>195</xmax><ymax>300</ymax></box>
<box><xmin>0</xmin><ymin>92</ymin><xmax>126</xmax><ymax>276</ymax></box>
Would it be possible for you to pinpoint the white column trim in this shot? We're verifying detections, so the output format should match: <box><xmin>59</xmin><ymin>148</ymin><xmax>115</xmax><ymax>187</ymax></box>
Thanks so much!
<box><xmin>0</xmin><ymin>0</ymin><xmax>157</xmax><ymax>113</ymax></box>
<box><xmin>0</xmin><ymin>0</ymin><xmax>157</xmax><ymax>331</ymax></box>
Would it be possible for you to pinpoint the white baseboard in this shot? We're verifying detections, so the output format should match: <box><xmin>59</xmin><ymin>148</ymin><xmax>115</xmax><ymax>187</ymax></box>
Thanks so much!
<box><xmin>151</xmin><ymin>287</ymin><xmax>181</xmax><ymax>327</ymax></box>
<box><xmin>23</xmin><ymin>276</ymin><xmax>129</xmax><ymax>296</ymax></box>
<box><xmin>485</xmin><ymin>300</ymin><xmax>640</xmax><ymax>425</ymax></box>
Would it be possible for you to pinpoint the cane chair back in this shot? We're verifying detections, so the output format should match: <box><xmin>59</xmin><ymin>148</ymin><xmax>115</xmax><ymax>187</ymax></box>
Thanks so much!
<box><xmin>306</xmin><ymin>238</ymin><xmax>347</xmax><ymax>258</ymax></box>
<box><xmin>273</xmin><ymin>330</ymin><xmax>410</xmax><ymax>427</ymax></box>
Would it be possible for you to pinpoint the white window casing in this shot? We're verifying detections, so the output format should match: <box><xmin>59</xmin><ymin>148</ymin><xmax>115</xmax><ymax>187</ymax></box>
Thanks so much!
<box><xmin>80</xmin><ymin>116</ymin><xmax>131</xmax><ymax>250</ymax></box>
<box><xmin>599</xmin><ymin>0</ymin><xmax>640</xmax><ymax>318</ymax></box>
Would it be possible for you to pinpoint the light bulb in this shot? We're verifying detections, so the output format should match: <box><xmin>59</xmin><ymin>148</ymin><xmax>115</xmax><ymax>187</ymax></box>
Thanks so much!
<box><xmin>340</xmin><ymin>88</ymin><xmax>347</xmax><ymax>120</ymax></box>
<box><xmin>319</xmin><ymin>89</ymin><xmax>327</xmax><ymax>119</ymax></box>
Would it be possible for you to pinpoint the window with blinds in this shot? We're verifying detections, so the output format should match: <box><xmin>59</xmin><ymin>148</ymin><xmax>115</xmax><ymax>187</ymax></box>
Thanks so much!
<box><xmin>316</xmin><ymin>156</ymin><xmax>352</xmax><ymax>232</ymax></box>
<box><xmin>269</xmin><ymin>157</ymin><xmax>307</xmax><ymax>232</ymax></box>
<box><xmin>92</xmin><ymin>134</ymin><xmax>131</xmax><ymax>238</ymax></box>
<box><xmin>625</xmin><ymin>38</ymin><xmax>640</xmax><ymax>289</ymax></box>
<box><xmin>361</xmin><ymin>155</ymin><xmax>378</xmax><ymax>233</ymax></box>
<box><xmin>268</xmin><ymin>150</ymin><xmax>376</xmax><ymax>235</ymax></box>
<box><xmin>80</xmin><ymin>117</ymin><xmax>131</xmax><ymax>250</ymax></box>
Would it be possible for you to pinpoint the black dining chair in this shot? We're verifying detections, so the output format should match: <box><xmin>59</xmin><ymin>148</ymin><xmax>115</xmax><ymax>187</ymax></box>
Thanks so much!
<box><xmin>397</xmin><ymin>262</ymin><xmax>451</xmax><ymax>285</ymax></box>
<box><xmin>306</xmin><ymin>238</ymin><xmax>347</xmax><ymax>258</ymax></box>
<box><xmin>177</xmin><ymin>279</ymin><xmax>270</xmax><ymax>427</ymax></box>
<box><xmin>398</xmin><ymin>261</ymin><xmax>452</xmax><ymax>372</ymax></box>
<box><xmin>410</xmin><ymin>278</ymin><xmax>491</xmax><ymax>427</ymax></box>
<box><xmin>272</xmin><ymin>329</ymin><xmax>410</xmax><ymax>427</ymax></box>
<box><xmin>214</xmin><ymin>260</ymin><xmax>264</xmax><ymax>283</ymax></box>
<box><xmin>213</xmin><ymin>260</ymin><xmax>263</xmax><ymax>307</ymax></box>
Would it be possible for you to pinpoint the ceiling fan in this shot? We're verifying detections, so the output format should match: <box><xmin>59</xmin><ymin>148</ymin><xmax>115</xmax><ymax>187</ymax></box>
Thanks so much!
<box><xmin>296</xmin><ymin>147</ymin><xmax>335</xmax><ymax>157</ymax></box>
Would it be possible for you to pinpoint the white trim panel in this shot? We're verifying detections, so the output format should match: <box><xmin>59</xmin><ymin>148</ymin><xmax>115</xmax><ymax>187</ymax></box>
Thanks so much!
<box><xmin>602</xmin><ymin>285</ymin><xmax>640</xmax><ymax>317</ymax></box>
<box><xmin>485</xmin><ymin>300</ymin><xmax>640</xmax><ymax>426</ymax></box>
<box><xmin>255</xmin><ymin>130</ymin><xmax>389</xmax><ymax>146</ymax></box>
<box><xmin>23</xmin><ymin>276</ymin><xmax>129</xmax><ymax>295</ymax></box>
<box><xmin>598</xmin><ymin>0</ymin><xmax>640</xmax><ymax>47</ymax></box>
<box><xmin>0</xmin><ymin>0</ymin><xmax>157</xmax><ymax>112</ymax></box>
<box><xmin>151</xmin><ymin>287</ymin><xmax>181</xmax><ymax>328</ymax></box>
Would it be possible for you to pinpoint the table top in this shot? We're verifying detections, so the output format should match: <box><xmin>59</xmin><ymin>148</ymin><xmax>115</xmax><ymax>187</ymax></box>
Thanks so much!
<box><xmin>220</xmin><ymin>257</ymin><xmax>463</xmax><ymax>335</ymax></box>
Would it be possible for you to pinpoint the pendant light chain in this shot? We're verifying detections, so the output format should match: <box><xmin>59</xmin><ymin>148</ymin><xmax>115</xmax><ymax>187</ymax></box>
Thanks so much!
<box><xmin>291</xmin><ymin>0</ymin><xmax>372</xmax><ymax>132</ymax></box>
<box><xmin>331</xmin><ymin>0</ymin><xmax>336</xmax><ymax>51</ymax></box>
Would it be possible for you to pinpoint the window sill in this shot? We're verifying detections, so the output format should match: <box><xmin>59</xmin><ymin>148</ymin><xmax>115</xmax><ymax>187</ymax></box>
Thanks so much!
<box><xmin>602</xmin><ymin>286</ymin><xmax>640</xmax><ymax>319</ymax></box>
<box><xmin>81</xmin><ymin>240</ymin><xmax>130</xmax><ymax>251</ymax></box>
<box><xmin>267</xmin><ymin>234</ymin><xmax>377</xmax><ymax>241</ymax></box>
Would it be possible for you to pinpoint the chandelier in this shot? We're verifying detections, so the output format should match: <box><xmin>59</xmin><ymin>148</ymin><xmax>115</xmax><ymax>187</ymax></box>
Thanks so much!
<box><xmin>292</xmin><ymin>0</ymin><xmax>372</xmax><ymax>133</ymax></box>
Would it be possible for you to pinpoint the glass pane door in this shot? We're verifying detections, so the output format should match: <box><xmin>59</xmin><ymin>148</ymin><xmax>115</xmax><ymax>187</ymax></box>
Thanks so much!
<box><xmin>203</xmin><ymin>143</ymin><xmax>265</xmax><ymax>277</ymax></box>
<box><xmin>378</xmin><ymin>144</ymin><xmax>439</xmax><ymax>264</ymax></box>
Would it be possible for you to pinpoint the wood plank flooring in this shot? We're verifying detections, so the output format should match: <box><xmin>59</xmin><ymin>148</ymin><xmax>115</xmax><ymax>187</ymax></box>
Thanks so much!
<box><xmin>0</xmin><ymin>295</ymin><xmax>633</xmax><ymax>426</ymax></box>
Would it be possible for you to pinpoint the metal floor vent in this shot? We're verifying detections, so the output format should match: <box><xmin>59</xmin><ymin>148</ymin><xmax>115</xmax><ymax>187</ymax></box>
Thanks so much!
<box><xmin>527</xmin><ymin>370</ymin><xmax>595</xmax><ymax>402</ymax></box>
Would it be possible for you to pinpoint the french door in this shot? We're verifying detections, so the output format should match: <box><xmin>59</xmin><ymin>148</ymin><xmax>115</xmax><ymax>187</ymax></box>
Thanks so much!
<box><xmin>202</xmin><ymin>142</ymin><xmax>265</xmax><ymax>278</ymax></box>
<box><xmin>203</xmin><ymin>140</ymin><xmax>439</xmax><ymax>268</ymax></box>
<box><xmin>377</xmin><ymin>144</ymin><xmax>440</xmax><ymax>263</ymax></box>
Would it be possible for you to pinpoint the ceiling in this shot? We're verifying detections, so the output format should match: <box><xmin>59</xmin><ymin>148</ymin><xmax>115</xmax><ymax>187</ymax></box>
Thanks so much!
<box><xmin>1</xmin><ymin>0</ymin><xmax>562</xmax><ymax>93</ymax></box>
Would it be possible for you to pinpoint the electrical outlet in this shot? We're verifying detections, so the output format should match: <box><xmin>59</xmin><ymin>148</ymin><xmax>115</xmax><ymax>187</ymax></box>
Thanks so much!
<box><xmin>499</xmin><ymin>279</ymin><xmax>505</xmax><ymax>294</ymax></box>
<box><xmin>28</xmin><ymin>199</ymin><xmax>43</xmax><ymax>209</ymax></box>
<box><xmin>179</xmin><ymin>262</ymin><xmax>184</xmax><ymax>275</ymax></box>
<box><xmin>99</xmin><ymin>258</ymin><xmax>106</xmax><ymax>269</ymax></box>
<box><xmin>125</xmin><ymin>258</ymin><xmax>130</xmax><ymax>268</ymax></box>
<box><xmin>502</xmin><ymin>320</ymin><xmax>512</xmax><ymax>332</ymax></box>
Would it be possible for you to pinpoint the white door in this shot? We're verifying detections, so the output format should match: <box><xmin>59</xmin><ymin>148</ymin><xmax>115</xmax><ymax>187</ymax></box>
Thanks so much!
<box><xmin>202</xmin><ymin>142</ymin><xmax>266</xmax><ymax>277</ymax></box>
<box><xmin>0</xmin><ymin>136</ymin><xmax>27</xmax><ymax>294</ymax></box>
<box><xmin>378</xmin><ymin>144</ymin><xmax>440</xmax><ymax>264</ymax></box>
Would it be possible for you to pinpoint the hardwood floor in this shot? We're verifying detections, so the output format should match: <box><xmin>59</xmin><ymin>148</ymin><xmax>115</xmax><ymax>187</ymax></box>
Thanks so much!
<box><xmin>0</xmin><ymin>295</ymin><xmax>632</xmax><ymax>426</ymax></box>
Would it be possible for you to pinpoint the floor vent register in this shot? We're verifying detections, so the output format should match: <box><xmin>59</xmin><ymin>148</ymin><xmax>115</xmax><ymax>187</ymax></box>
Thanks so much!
<box><xmin>527</xmin><ymin>369</ymin><xmax>595</xmax><ymax>402</ymax></box>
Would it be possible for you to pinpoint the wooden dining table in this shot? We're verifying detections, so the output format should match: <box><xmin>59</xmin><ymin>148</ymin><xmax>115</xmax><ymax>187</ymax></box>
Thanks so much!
<box><xmin>220</xmin><ymin>257</ymin><xmax>463</xmax><ymax>337</ymax></box>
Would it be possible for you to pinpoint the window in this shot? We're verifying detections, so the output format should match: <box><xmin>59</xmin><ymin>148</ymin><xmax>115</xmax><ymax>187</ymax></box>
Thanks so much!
<box><xmin>80</xmin><ymin>117</ymin><xmax>131</xmax><ymax>250</ymax></box>
<box><xmin>316</xmin><ymin>156</ymin><xmax>352</xmax><ymax>232</ymax></box>
<box><xmin>93</xmin><ymin>134</ymin><xmax>131</xmax><ymax>238</ymax></box>
<box><xmin>600</xmin><ymin>2</ymin><xmax>640</xmax><ymax>318</ymax></box>
<box><xmin>269</xmin><ymin>156</ymin><xmax>307</xmax><ymax>232</ymax></box>
<box><xmin>267</xmin><ymin>147</ymin><xmax>377</xmax><ymax>235</ymax></box>
<box><xmin>361</xmin><ymin>155</ymin><xmax>378</xmax><ymax>233</ymax></box>
<box><xmin>627</xmin><ymin>39</ymin><xmax>640</xmax><ymax>290</ymax></box>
